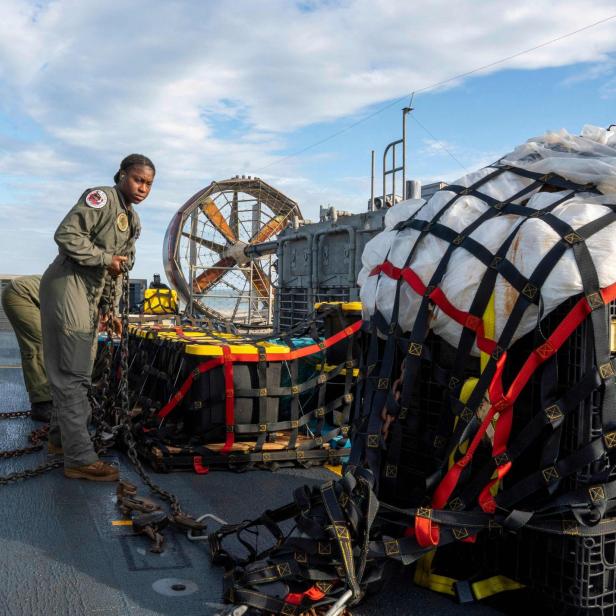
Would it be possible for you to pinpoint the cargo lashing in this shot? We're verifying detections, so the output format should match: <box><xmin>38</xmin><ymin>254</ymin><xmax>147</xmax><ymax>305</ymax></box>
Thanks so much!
<box><xmin>361</xmin><ymin>165</ymin><xmax>616</xmax><ymax>600</ymax></box>
<box><xmin>115</xmin><ymin>480</ymin><xmax>208</xmax><ymax>553</ymax></box>
<box><xmin>207</xmin><ymin>162</ymin><xmax>616</xmax><ymax>614</ymax></box>
<box><xmin>118</xmin><ymin>309</ymin><xmax>363</xmax><ymax>473</ymax></box>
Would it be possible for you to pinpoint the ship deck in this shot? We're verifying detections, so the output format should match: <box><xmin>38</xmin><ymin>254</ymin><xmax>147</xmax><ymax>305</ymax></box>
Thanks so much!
<box><xmin>0</xmin><ymin>330</ymin><xmax>515</xmax><ymax>615</ymax></box>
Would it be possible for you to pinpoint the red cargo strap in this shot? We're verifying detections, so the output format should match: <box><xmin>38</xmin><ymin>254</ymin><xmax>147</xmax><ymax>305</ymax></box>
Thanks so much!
<box><xmin>371</xmin><ymin>265</ymin><xmax>616</xmax><ymax>535</ymax></box>
<box><xmin>156</xmin><ymin>320</ymin><xmax>362</xmax><ymax>419</ymax></box>
<box><xmin>238</xmin><ymin>319</ymin><xmax>362</xmax><ymax>363</ymax></box>
<box><xmin>221</xmin><ymin>346</ymin><xmax>235</xmax><ymax>454</ymax></box>
<box><xmin>414</xmin><ymin>511</ymin><xmax>440</xmax><ymax>547</ymax></box>
<box><xmin>284</xmin><ymin>585</ymin><xmax>326</xmax><ymax>605</ymax></box>
<box><xmin>193</xmin><ymin>456</ymin><xmax>209</xmax><ymax>474</ymax></box>
<box><xmin>435</xmin><ymin>279</ymin><xmax>616</xmax><ymax>513</ymax></box>
<box><xmin>431</xmin><ymin>354</ymin><xmax>508</xmax><ymax>512</ymax></box>
<box><xmin>371</xmin><ymin>262</ymin><xmax>498</xmax><ymax>356</ymax></box>
<box><xmin>158</xmin><ymin>357</ymin><xmax>224</xmax><ymax>418</ymax></box>
<box><xmin>477</xmin><ymin>281</ymin><xmax>616</xmax><ymax>511</ymax></box>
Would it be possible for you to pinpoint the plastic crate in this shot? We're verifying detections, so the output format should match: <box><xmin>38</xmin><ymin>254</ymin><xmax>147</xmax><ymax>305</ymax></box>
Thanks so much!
<box><xmin>484</xmin><ymin>296</ymin><xmax>616</xmax><ymax>614</ymax></box>
<box><xmin>117</xmin><ymin>323</ymin><xmax>357</xmax><ymax>472</ymax></box>
<box><xmin>484</xmin><ymin>526</ymin><xmax>616</xmax><ymax>615</ymax></box>
<box><xmin>501</xmin><ymin>296</ymin><xmax>613</xmax><ymax>492</ymax></box>
<box><xmin>374</xmin><ymin>294</ymin><xmax>616</xmax><ymax>611</ymax></box>
<box><xmin>315</xmin><ymin>301</ymin><xmax>363</xmax><ymax>366</ymax></box>
<box><xmin>389</xmin><ymin>333</ymin><xmax>480</xmax><ymax>508</ymax></box>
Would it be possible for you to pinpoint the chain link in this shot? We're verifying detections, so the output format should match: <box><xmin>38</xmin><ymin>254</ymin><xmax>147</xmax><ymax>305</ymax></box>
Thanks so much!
<box><xmin>0</xmin><ymin>267</ymin><xmax>190</xmax><ymax>513</ymax></box>
<box><xmin>115</xmin><ymin>269</ymin><xmax>184</xmax><ymax>516</ymax></box>
<box><xmin>0</xmin><ymin>411</ymin><xmax>32</xmax><ymax>419</ymax></box>
<box><xmin>0</xmin><ymin>413</ymin><xmax>62</xmax><ymax>484</ymax></box>
<box><xmin>0</xmin><ymin>458</ymin><xmax>64</xmax><ymax>486</ymax></box>
<box><xmin>0</xmin><ymin>424</ymin><xmax>49</xmax><ymax>459</ymax></box>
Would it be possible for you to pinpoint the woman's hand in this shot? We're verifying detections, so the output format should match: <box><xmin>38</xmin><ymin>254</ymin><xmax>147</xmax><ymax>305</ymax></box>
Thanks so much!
<box><xmin>107</xmin><ymin>255</ymin><xmax>128</xmax><ymax>276</ymax></box>
<box><xmin>99</xmin><ymin>313</ymin><xmax>122</xmax><ymax>336</ymax></box>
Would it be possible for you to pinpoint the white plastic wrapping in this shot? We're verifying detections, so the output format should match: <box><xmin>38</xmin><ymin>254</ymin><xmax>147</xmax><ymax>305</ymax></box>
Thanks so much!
<box><xmin>359</xmin><ymin>126</ymin><xmax>616</xmax><ymax>354</ymax></box>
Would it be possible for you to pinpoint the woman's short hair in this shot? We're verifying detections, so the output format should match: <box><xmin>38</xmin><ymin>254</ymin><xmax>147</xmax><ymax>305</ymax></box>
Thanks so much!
<box><xmin>114</xmin><ymin>154</ymin><xmax>156</xmax><ymax>184</ymax></box>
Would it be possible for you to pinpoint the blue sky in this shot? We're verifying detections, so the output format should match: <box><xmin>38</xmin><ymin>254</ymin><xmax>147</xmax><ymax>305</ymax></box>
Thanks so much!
<box><xmin>0</xmin><ymin>0</ymin><xmax>615</xmax><ymax>282</ymax></box>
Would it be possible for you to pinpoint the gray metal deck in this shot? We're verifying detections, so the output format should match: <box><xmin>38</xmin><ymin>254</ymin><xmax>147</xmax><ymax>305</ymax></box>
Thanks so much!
<box><xmin>0</xmin><ymin>331</ymin><xmax>509</xmax><ymax>615</ymax></box>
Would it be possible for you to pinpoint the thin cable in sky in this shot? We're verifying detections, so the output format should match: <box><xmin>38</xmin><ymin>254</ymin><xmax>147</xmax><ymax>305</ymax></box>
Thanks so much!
<box><xmin>255</xmin><ymin>12</ymin><xmax>616</xmax><ymax>173</ymax></box>
<box><xmin>410</xmin><ymin>114</ymin><xmax>470</xmax><ymax>174</ymax></box>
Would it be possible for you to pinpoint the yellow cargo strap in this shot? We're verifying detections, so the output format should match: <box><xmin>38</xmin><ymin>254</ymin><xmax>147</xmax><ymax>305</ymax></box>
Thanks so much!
<box><xmin>314</xmin><ymin>301</ymin><xmax>362</xmax><ymax>313</ymax></box>
<box><xmin>448</xmin><ymin>293</ymin><xmax>495</xmax><ymax>467</ymax></box>
<box><xmin>315</xmin><ymin>363</ymin><xmax>360</xmax><ymax>377</ymax></box>
<box><xmin>414</xmin><ymin>551</ymin><xmax>524</xmax><ymax>600</ymax></box>
<box><xmin>416</xmin><ymin>294</ymin><xmax>522</xmax><ymax>602</ymax></box>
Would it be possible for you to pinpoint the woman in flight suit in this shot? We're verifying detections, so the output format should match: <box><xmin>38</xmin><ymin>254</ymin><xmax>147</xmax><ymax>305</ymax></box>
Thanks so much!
<box><xmin>40</xmin><ymin>154</ymin><xmax>155</xmax><ymax>481</ymax></box>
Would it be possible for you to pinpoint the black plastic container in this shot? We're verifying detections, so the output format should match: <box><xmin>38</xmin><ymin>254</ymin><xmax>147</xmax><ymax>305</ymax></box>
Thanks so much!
<box><xmin>315</xmin><ymin>301</ymin><xmax>363</xmax><ymax>366</ymax></box>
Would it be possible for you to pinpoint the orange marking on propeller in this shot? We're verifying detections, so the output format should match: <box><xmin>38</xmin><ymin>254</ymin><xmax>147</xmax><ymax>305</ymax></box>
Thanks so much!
<box><xmin>250</xmin><ymin>214</ymin><xmax>286</xmax><ymax>244</ymax></box>
<box><xmin>244</xmin><ymin>262</ymin><xmax>271</xmax><ymax>298</ymax></box>
<box><xmin>201</xmin><ymin>198</ymin><xmax>237</xmax><ymax>243</ymax></box>
<box><xmin>193</xmin><ymin>256</ymin><xmax>235</xmax><ymax>292</ymax></box>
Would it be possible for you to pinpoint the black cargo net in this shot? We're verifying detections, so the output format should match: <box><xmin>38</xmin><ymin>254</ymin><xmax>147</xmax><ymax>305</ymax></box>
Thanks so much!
<box><xmin>101</xmin><ymin>303</ymin><xmax>361</xmax><ymax>473</ymax></box>
<box><xmin>209</xmin><ymin>165</ymin><xmax>616</xmax><ymax>615</ymax></box>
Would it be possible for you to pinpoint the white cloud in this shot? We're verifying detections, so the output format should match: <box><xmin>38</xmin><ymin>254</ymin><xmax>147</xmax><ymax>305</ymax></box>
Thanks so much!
<box><xmin>420</xmin><ymin>138</ymin><xmax>460</xmax><ymax>158</ymax></box>
<box><xmin>0</xmin><ymin>0</ymin><xmax>615</xmax><ymax>280</ymax></box>
<box><xmin>599</xmin><ymin>75</ymin><xmax>616</xmax><ymax>99</ymax></box>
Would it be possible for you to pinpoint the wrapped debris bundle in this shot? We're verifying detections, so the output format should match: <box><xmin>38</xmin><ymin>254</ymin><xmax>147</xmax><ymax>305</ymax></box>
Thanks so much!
<box><xmin>213</xmin><ymin>126</ymin><xmax>616</xmax><ymax>614</ymax></box>
<box><xmin>354</xmin><ymin>124</ymin><xmax>616</xmax><ymax>612</ymax></box>
<box><xmin>359</xmin><ymin>125</ymin><xmax>616</xmax><ymax>348</ymax></box>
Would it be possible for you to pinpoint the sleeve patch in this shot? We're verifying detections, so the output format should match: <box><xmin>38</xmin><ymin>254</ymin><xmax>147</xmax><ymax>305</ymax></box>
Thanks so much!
<box><xmin>85</xmin><ymin>190</ymin><xmax>108</xmax><ymax>209</ymax></box>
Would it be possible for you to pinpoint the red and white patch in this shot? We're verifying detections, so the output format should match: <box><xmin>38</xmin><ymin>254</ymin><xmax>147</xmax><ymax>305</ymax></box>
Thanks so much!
<box><xmin>85</xmin><ymin>189</ymin><xmax>108</xmax><ymax>209</ymax></box>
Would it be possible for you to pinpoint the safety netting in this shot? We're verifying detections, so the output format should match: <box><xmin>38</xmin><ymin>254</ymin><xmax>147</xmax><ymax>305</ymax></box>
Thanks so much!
<box><xmin>211</xmin><ymin>126</ymin><xmax>616</xmax><ymax>615</ymax></box>
<box><xmin>109</xmin><ymin>303</ymin><xmax>362</xmax><ymax>473</ymax></box>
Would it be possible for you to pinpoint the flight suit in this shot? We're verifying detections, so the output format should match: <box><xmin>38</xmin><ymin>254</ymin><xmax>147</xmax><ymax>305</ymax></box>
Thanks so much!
<box><xmin>40</xmin><ymin>186</ymin><xmax>140</xmax><ymax>468</ymax></box>
<box><xmin>1</xmin><ymin>275</ymin><xmax>52</xmax><ymax>404</ymax></box>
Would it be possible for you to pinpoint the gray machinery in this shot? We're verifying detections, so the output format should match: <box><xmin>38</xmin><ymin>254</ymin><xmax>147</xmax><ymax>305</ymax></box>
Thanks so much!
<box><xmin>275</xmin><ymin>207</ymin><xmax>386</xmax><ymax>330</ymax></box>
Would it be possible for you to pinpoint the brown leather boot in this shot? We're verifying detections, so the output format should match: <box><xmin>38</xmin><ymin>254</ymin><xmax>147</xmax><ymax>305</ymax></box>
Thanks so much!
<box><xmin>64</xmin><ymin>460</ymin><xmax>119</xmax><ymax>482</ymax></box>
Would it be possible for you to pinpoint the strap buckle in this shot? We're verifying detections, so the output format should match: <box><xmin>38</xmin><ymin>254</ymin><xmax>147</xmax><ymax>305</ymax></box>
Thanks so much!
<box><xmin>192</xmin><ymin>456</ymin><xmax>209</xmax><ymax>475</ymax></box>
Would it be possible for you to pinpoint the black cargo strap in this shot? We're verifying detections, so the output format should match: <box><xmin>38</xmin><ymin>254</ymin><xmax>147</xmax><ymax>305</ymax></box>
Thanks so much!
<box><xmin>496</xmin><ymin>433</ymin><xmax>616</xmax><ymax>509</ymax></box>
<box><xmin>320</xmin><ymin>480</ymin><xmax>361</xmax><ymax>599</ymax></box>
<box><xmin>363</xmin><ymin>172</ymin><xmax>524</xmax><ymax>482</ymax></box>
<box><xmin>454</xmin><ymin>368</ymin><xmax>602</xmax><ymax>510</ymax></box>
<box><xmin>254</xmin><ymin>346</ymin><xmax>269</xmax><ymax>452</ymax></box>
<box><xmin>359</xmin><ymin>169</ymin><xmax>597</xmax><ymax>490</ymax></box>
<box><xmin>434</xmin><ymin>209</ymin><xmax>616</xmax><ymax>495</ymax></box>
<box><xmin>354</xmin><ymin>167</ymin><xmax>508</xmax><ymax>476</ymax></box>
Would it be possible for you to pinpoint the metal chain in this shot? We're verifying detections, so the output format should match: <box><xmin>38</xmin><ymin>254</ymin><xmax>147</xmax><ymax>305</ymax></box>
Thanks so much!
<box><xmin>0</xmin><ymin>458</ymin><xmax>64</xmax><ymax>486</ymax></box>
<box><xmin>0</xmin><ymin>415</ymin><xmax>62</xmax><ymax>484</ymax></box>
<box><xmin>0</xmin><ymin>269</ymin><xmax>192</xmax><ymax>508</ymax></box>
<box><xmin>0</xmin><ymin>424</ymin><xmax>49</xmax><ymax>459</ymax></box>
<box><xmin>92</xmin><ymin>274</ymin><xmax>123</xmax><ymax>452</ymax></box>
<box><xmin>115</xmin><ymin>269</ymin><xmax>185</xmax><ymax>516</ymax></box>
<box><xmin>0</xmin><ymin>411</ymin><xmax>31</xmax><ymax>419</ymax></box>
<box><xmin>1</xmin><ymin>270</ymin><xmax>122</xmax><ymax>485</ymax></box>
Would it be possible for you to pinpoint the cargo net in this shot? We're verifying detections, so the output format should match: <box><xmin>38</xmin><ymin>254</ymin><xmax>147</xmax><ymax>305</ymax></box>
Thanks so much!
<box><xmin>102</xmin><ymin>302</ymin><xmax>362</xmax><ymax>473</ymax></box>
<box><xmin>211</xmin><ymin>128</ymin><xmax>616</xmax><ymax>614</ymax></box>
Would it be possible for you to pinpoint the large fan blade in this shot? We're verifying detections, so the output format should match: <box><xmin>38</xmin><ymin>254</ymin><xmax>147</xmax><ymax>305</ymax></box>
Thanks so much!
<box><xmin>230</xmin><ymin>191</ymin><xmax>239</xmax><ymax>239</ymax></box>
<box><xmin>201</xmin><ymin>198</ymin><xmax>237</xmax><ymax>244</ymax></box>
<box><xmin>193</xmin><ymin>256</ymin><xmax>235</xmax><ymax>293</ymax></box>
<box><xmin>181</xmin><ymin>232</ymin><xmax>225</xmax><ymax>253</ymax></box>
<box><xmin>249</xmin><ymin>214</ymin><xmax>287</xmax><ymax>245</ymax></box>
<box><xmin>242</xmin><ymin>262</ymin><xmax>271</xmax><ymax>299</ymax></box>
